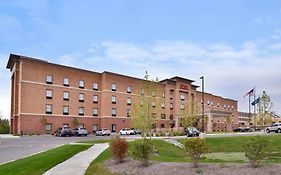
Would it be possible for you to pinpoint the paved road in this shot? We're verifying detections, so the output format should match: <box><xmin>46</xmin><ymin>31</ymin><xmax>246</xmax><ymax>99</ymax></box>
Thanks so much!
<box><xmin>0</xmin><ymin>134</ymin><xmax>111</xmax><ymax>164</ymax></box>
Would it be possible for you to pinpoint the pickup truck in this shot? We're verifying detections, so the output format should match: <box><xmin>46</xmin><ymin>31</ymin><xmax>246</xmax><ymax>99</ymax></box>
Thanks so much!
<box><xmin>266</xmin><ymin>123</ymin><xmax>281</xmax><ymax>133</ymax></box>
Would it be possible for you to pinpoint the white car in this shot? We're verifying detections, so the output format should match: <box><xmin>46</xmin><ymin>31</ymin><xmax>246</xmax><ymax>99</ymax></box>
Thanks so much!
<box><xmin>266</xmin><ymin>123</ymin><xmax>281</xmax><ymax>133</ymax></box>
<box><xmin>96</xmin><ymin>128</ymin><xmax>111</xmax><ymax>136</ymax></box>
<box><xmin>119</xmin><ymin>128</ymin><xmax>135</xmax><ymax>135</ymax></box>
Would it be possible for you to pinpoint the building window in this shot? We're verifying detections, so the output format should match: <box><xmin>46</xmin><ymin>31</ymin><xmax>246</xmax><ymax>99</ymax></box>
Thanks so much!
<box><xmin>180</xmin><ymin>95</ymin><xmax>185</xmax><ymax>101</ymax></box>
<box><xmin>112</xmin><ymin>95</ymin><xmax>116</xmax><ymax>104</ymax></box>
<box><xmin>170</xmin><ymin>103</ymin><xmax>173</xmax><ymax>109</ymax></box>
<box><xmin>93</xmin><ymin>83</ymin><xmax>98</xmax><ymax>90</ymax></box>
<box><xmin>161</xmin><ymin>124</ymin><xmax>165</xmax><ymax>128</ymax></box>
<box><xmin>162</xmin><ymin>92</ymin><xmax>165</xmax><ymax>98</ymax></box>
<box><xmin>231</xmin><ymin>106</ymin><xmax>234</xmax><ymax>110</ymax></box>
<box><xmin>170</xmin><ymin>93</ymin><xmax>173</xmax><ymax>100</ymax></box>
<box><xmin>140</xmin><ymin>88</ymin><xmax>144</xmax><ymax>95</ymax></box>
<box><xmin>161</xmin><ymin>102</ymin><xmax>165</xmax><ymax>109</ymax></box>
<box><xmin>170</xmin><ymin>115</ymin><xmax>174</xmax><ymax>120</ymax></box>
<box><xmin>93</xmin><ymin>124</ymin><xmax>98</xmax><ymax>132</ymax></box>
<box><xmin>112</xmin><ymin>83</ymin><xmax>116</xmax><ymax>91</ymax></box>
<box><xmin>207</xmin><ymin>100</ymin><xmax>210</xmax><ymax>105</ymax></box>
<box><xmin>211</xmin><ymin>101</ymin><xmax>214</xmax><ymax>106</ymax></box>
<box><xmin>152</xmin><ymin>101</ymin><xmax>156</xmax><ymax>108</ymax></box>
<box><xmin>63</xmin><ymin>106</ymin><xmax>69</xmax><ymax>115</ymax></box>
<box><xmin>79</xmin><ymin>80</ymin><xmax>84</xmax><ymax>89</ymax></box>
<box><xmin>45</xmin><ymin>123</ymin><xmax>52</xmax><ymax>131</ymax></box>
<box><xmin>79</xmin><ymin>93</ymin><xmax>84</xmax><ymax>102</ymax></box>
<box><xmin>93</xmin><ymin>95</ymin><xmax>98</xmax><ymax>103</ymax></box>
<box><xmin>161</xmin><ymin>114</ymin><xmax>166</xmax><ymax>119</ymax></box>
<box><xmin>78</xmin><ymin>124</ymin><xmax>84</xmax><ymax>128</ymax></box>
<box><xmin>180</xmin><ymin>103</ymin><xmax>185</xmax><ymax>110</ymax></box>
<box><xmin>79</xmin><ymin>107</ymin><xmax>84</xmax><ymax>116</ymax></box>
<box><xmin>63</xmin><ymin>91</ymin><xmax>69</xmax><ymax>101</ymax></box>
<box><xmin>46</xmin><ymin>75</ymin><xmax>53</xmax><ymax>84</ymax></box>
<box><xmin>152</xmin><ymin>113</ymin><xmax>157</xmax><ymax>119</ymax></box>
<box><xmin>93</xmin><ymin>108</ymin><xmax>98</xmax><ymax>116</ymax></box>
<box><xmin>63</xmin><ymin>77</ymin><xmax>69</xmax><ymax>86</ymax></box>
<box><xmin>228</xmin><ymin>105</ymin><xmax>230</xmax><ymax>109</ymax></box>
<box><xmin>127</xmin><ymin>86</ymin><xmax>131</xmax><ymax>93</ymax></box>
<box><xmin>224</xmin><ymin>104</ymin><xmax>226</xmax><ymax>109</ymax></box>
<box><xmin>46</xmin><ymin>89</ymin><xmax>53</xmax><ymax>99</ymax></box>
<box><xmin>217</xmin><ymin>103</ymin><xmax>220</xmax><ymax>107</ymax></box>
<box><xmin>127</xmin><ymin>109</ymin><xmax>131</xmax><ymax>117</ymax></box>
<box><xmin>127</xmin><ymin>97</ymin><xmax>131</xmax><ymax>105</ymax></box>
<box><xmin>152</xmin><ymin>91</ymin><xmax>155</xmax><ymax>97</ymax></box>
<box><xmin>140</xmin><ymin>100</ymin><xmax>144</xmax><ymax>106</ymax></box>
<box><xmin>46</xmin><ymin>104</ymin><xmax>52</xmax><ymax>114</ymax></box>
<box><xmin>112</xmin><ymin>108</ymin><xmax>116</xmax><ymax>116</ymax></box>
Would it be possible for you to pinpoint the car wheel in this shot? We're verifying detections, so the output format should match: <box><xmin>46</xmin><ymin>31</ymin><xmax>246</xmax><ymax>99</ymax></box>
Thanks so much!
<box><xmin>59</xmin><ymin>133</ymin><xmax>62</xmax><ymax>137</ymax></box>
<box><xmin>267</xmin><ymin>129</ymin><xmax>270</xmax><ymax>133</ymax></box>
<box><xmin>278</xmin><ymin>129</ymin><xmax>281</xmax><ymax>133</ymax></box>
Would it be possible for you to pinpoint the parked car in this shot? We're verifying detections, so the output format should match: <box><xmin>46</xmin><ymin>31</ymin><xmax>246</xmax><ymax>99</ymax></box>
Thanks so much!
<box><xmin>95</xmin><ymin>128</ymin><xmax>111</xmax><ymax>136</ymax></box>
<box><xmin>131</xmin><ymin>128</ymin><xmax>142</xmax><ymax>135</ymax></box>
<box><xmin>72</xmin><ymin>128</ymin><xmax>88</xmax><ymax>136</ymax></box>
<box><xmin>266</xmin><ymin>123</ymin><xmax>281</xmax><ymax>133</ymax></box>
<box><xmin>55</xmin><ymin>127</ymin><xmax>72</xmax><ymax>137</ymax></box>
<box><xmin>119</xmin><ymin>128</ymin><xmax>135</xmax><ymax>135</ymax></box>
<box><xmin>233</xmin><ymin>127</ymin><xmax>253</xmax><ymax>132</ymax></box>
<box><xmin>185</xmin><ymin>127</ymin><xmax>200</xmax><ymax>137</ymax></box>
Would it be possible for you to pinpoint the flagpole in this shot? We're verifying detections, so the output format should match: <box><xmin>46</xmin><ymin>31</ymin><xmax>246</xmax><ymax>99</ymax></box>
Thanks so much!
<box><xmin>254</xmin><ymin>86</ymin><xmax>256</xmax><ymax>114</ymax></box>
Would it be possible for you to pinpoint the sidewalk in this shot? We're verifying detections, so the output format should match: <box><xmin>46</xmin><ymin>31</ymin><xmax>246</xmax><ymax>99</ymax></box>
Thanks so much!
<box><xmin>43</xmin><ymin>143</ymin><xmax>109</xmax><ymax>175</ymax></box>
<box><xmin>0</xmin><ymin>134</ymin><xmax>20</xmax><ymax>138</ymax></box>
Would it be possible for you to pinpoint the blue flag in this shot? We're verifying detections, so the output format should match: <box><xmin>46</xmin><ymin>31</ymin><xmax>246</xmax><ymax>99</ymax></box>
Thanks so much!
<box><xmin>251</xmin><ymin>96</ymin><xmax>260</xmax><ymax>106</ymax></box>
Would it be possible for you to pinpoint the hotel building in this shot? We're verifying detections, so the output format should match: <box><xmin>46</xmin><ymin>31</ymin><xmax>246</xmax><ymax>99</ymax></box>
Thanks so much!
<box><xmin>6</xmin><ymin>54</ymin><xmax>238</xmax><ymax>134</ymax></box>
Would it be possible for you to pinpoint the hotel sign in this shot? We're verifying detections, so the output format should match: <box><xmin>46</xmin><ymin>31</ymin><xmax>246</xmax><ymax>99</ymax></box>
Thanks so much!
<box><xmin>180</xmin><ymin>84</ymin><xmax>188</xmax><ymax>90</ymax></box>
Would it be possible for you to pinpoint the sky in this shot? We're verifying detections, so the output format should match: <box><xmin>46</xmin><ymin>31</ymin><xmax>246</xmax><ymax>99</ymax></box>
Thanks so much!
<box><xmin>0</xmin><ymin>0</ymin><xmax>281</xmax><ymax>119</ymax></box>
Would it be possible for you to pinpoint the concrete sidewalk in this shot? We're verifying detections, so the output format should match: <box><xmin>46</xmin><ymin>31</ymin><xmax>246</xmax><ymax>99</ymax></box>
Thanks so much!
<box><xmin>0</xmin><ymin>134</ymin><xmax>21</xmax><ymax>138</ymax></box>
<box><xmin>43</xmin><ymin>143</ymin><xmax>109</xmax><ymax>175</ymax></box>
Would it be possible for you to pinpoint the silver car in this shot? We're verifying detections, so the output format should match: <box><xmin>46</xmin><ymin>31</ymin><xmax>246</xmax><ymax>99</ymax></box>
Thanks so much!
<box><xmin>72</xmin><ymin>128</ymin><xmax>88</xmax><ymax>136</ymax></box>
<box><xmin>96</xmin><ymin>128</ymin><xmax>111</xmax><ymax>136</ymax></box>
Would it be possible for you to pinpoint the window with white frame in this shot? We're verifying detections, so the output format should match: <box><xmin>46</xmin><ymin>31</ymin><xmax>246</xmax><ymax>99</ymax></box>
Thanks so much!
<box><xmin>127</xmin><ymin>97</ymin><xmax>131</xmax><ymax>105</ymax></box>
<box><xmin>180</xmin><ymin>103</ymin><xmax>185</xmax><ymax>110</ymax></box>
<box><xmin>46</xmin><ymin>89</ymin><xmax>53</xmax><ymax>99</ymax></box>
<box><xmin>63</xmin><ymin>106</ymin><xmax>69</xmax><ymax>115</ymax></box>
<box><xmin>79</xmin><ymin>107</ymin><xmax>84</xmax><ymax>116</ymax></box>
<box><xmin>152</xmin><ymin>90</ymin><xmax>155</xmax><ymax>97</ymax></box>
<box><xmin>217</xmin><ymin>103</ymin><xmax>220</xmax><ymax>107</ymax></box>
<box><xmin>161</xmin><ymin>102</ymin><xmax>165</xmax><ymax>108</ymax></box>
<box><xmin>127</xmin><ymin>86</ymin><xmax>131</xmax><ymax>93</ymax></box>
<box><xmin>161</xmin><ymin>114</ymin><xmax>166</xmax><ymax>119</ymax></box>
<box><xmin>112</xmin><ymin>108</ymin><xmax>116</xmax><ymax>116</ymax></box>
<box><xmin>211</xmin><ymin>101</ymin><xmax>214</xmax><ymax>106</ymax></box>
<box><xmin>93</xmin><ymin>95</ymin><xmax>98</xmax><ymax>103</ymax></box>
<box><xmin>79</xmin><ymin>93</ymin><xmax>84</xmax><ymax>102</ymax></box>
<box><xmin>112</xmin><ymin>83</ymin><xmax>116</xmax><ymax>91</ymax></box>
<box><xmin>63</xmin><ymin>91</ymin><xmax>69</xmax><ymax>101</ymax></box>
<box><xmin>46</xmin><ymin>104</ymin><xmax>52</xmax><ymax>114</ymax></box>
<box><xmin>63</xmin><ymin>77</ymin><xmax>69</xmax><ymax>86</ymax></box>
<box><xmin>93</xmin><ymin>108</ymin><xmax>98</xmax><ymax>116</ymax></box>
<box><xmin>112</xmin><ymin>95</ymin><xmax>116</xmax><ymax>104</ymax></box>
<box><xmin>152</xmin><ymin>101</ymin><xmax>156</xmax><ymax>108</ymax></box>
<box><xmin>170</xmin><ymin>103</ymin><xmax>173</xmax><ymax>109</ymax></box>
<box><xmin>79</xmin><ymin>80</ymin><xmax>84</xmax><ymax>89</ymax></box>
<box><xmin>46</xmin><ymin>75</ymin><xmax>53</xmax><ymax>84</ymax></box>
<box><xmin>180</xmin><ymin>95</ymin><xmax>185</xmax><ymax>101</ymax></box>
<box><xmin>170</xmin><ymin>93</ymin><xmax>173</xmax><ymax>100</ymax></box>
<box><xmin>93</xmin><ymin>83</ymin><xmax>98</xmax><ymax>90</ymax></box>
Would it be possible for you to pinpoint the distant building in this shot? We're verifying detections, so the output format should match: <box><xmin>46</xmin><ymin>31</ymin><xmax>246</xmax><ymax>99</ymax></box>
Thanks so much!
<box><xmin>6</xmin><ymin>54</ymin><xmax>238</xmax><ymax>134</ymax></box>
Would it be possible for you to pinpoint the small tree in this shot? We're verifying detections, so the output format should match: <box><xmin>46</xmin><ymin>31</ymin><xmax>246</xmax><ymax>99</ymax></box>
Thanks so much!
<box><xmin>0</xmin><ymin>113</ymin><xmax>10</xmax><ymax>134</ymax></box>
<box><xmin>184</xmin><ymin>138</ymin><xmax>208</xmax><ymax>168</ymax></box>
<box><xmin>110</xmin><ymin>136</ymin><xmax>129</xmax><ymax>163</ymax></box>
<box><xmin>132</xmin><ymin>138</ymin><xmax>154</xmax><ymax>167</ymax></box>
<box><xmin>244</xmin><ymin>136</ymin><xmax>271</xmax><ymax>168</ymax></box>
<box><xmin>72</xmin><ymin>117</ymin><xmax>79</xmax><ymax>128</ymax></box>
<box><xmin>257</xmin><ymin>91</ymin><xmax>274</xmax><ymax>129</ymax></box>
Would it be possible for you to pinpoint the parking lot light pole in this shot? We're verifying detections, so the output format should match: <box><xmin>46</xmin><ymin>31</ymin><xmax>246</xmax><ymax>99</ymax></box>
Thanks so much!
<box><xmin>200</xmin><ymin>76</ymin><xmax>204</xmax><ymax>133</ymax></box>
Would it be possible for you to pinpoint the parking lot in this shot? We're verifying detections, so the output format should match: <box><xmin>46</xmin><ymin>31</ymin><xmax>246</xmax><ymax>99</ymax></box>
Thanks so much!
<box><xmin>0</xmin><ymin>134</ymin><xmax>113</xmax><ymax>164</ymax></box>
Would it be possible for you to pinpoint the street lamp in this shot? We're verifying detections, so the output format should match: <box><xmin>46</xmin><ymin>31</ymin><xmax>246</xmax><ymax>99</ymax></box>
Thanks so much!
<box><xmin>200</xmin><ymin>76</ymin><xmax>204</xmax><ymax>133</ymax></box>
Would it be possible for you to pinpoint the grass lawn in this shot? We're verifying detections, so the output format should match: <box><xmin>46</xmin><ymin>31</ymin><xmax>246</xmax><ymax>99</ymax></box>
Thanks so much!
<box><xmin>0</xmin><ymin>144</ymin><xmax>92</xmax><ymax>175</ymax></box>
<box><xmin>77</xmin><ymin>139</ymin><xmax>109</xmax><ymax>144</ymax></box>
<box><xmin>86</xmin><ymin>135</ymin><xmax>281</xmax><ymax>174</ymax></box>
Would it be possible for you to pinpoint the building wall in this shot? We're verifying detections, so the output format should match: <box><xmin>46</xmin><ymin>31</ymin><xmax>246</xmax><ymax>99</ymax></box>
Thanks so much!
<box><xmin>7</xmin><ymin>55</ymin><xmax>239</xmax><ymax>134</ymax></box>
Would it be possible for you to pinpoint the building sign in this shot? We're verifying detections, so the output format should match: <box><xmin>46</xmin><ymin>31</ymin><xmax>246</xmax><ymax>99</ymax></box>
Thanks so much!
<box><xmin>180</xmin><ymin>84</ymin><xmax>188</xmax><ymax>90</ymax></box>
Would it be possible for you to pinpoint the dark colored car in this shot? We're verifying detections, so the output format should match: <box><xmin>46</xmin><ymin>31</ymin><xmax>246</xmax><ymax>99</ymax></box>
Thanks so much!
<box><xmin>131</xmin><ymin>128</ymin><xmax>142</xmax><ymax>135</ymax></box>
<box><xmin>233</xmin><ymin>127</ymin><xmax>253</xmax><ymax>132</ymax></box>
<box><xmin>185</xmin><ymin>127</ymin><xmax>200</xmax><ymax>137</ymax></box>
<box><xmin>72</xmin><ymin>128</ymin><xmax>88</xmax><ymax>136</ymax></box>
<box><xmin>55</xmin><ymin>127</ymin><xmax>72</xmax><ymax>137</ymax></box>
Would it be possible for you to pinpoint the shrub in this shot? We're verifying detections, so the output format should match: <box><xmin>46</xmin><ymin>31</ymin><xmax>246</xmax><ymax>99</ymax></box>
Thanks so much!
<box><xmin>243</xmin><ymin>136</ymin><xmax>271</xmax><ymax>168</ymax></box>
<box><xmin>109</xmin><ymin>136</ymin><xmax>129</xmax><ymax>163</ymax></box>
<box><xmin>184</xmin><ymin>138</ymin><xmax>208</xmax><ymax>168</ymax></box>
<box><xmin>133</xmin><ymin>138</ymin><xmax>153</xmax><ymax>166</ymax></box>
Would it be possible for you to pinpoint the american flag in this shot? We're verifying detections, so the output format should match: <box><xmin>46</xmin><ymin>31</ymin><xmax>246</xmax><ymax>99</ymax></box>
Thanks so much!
<box><xmin>244</xmin><ymin>88</ymin><xmax>255</xmax><ymax>97</ymax></box>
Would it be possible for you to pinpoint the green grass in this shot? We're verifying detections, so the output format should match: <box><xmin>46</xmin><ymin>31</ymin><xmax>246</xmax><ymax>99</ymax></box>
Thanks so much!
<box><xmin>0</xmin><ymin>144</ymin><xmax>92</xmax><ymax>175</ymax></box>
<box><xmin>77</xmin><ymin>140</ymin><xmax>109</xmax><ymax>144</ymax></box>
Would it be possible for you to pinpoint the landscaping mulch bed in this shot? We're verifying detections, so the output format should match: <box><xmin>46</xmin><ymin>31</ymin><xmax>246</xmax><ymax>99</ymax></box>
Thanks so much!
<box><xmin>104</xmin><ymin>158</ymin><xmax>281</xmax><ymax>175</ymax></box>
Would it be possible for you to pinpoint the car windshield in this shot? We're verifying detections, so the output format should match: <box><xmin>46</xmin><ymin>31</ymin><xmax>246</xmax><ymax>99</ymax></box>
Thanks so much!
<box><xmin>187</xmin><ymin>127</ymin><xmax>199</xmax><ymax>132</ymax></box>
<box><xmin>80</xmin><ymin>128</ymin><xmax>86</xmax><ymax>130</ymax></box>
<box><xmin>64</xmin><ymin>127</ymin><xmax>70</xmax><ymax>129</ymax></box>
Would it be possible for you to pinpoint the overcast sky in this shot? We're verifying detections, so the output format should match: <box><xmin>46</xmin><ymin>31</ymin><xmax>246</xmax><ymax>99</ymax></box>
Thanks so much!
<box><xmin>1</xmin><ymin>0</ymin><xmax>281</xmax><ymax>119</ymax></box>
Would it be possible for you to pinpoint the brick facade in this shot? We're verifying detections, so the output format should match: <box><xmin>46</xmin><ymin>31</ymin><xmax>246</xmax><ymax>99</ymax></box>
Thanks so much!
<box><xmin>6</xmin><ymin>54</ymin><xmax>238</xmax><ymax>134</ymax></box>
